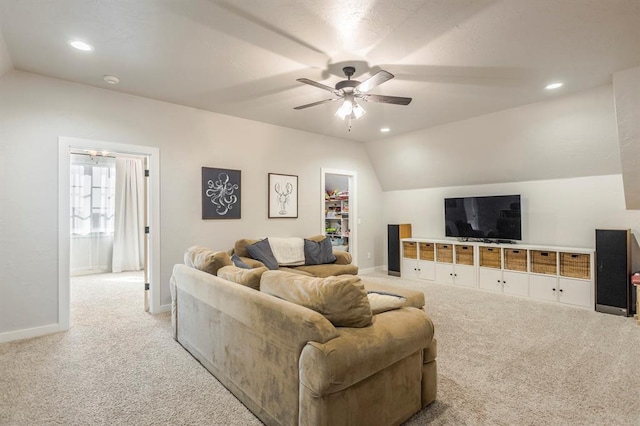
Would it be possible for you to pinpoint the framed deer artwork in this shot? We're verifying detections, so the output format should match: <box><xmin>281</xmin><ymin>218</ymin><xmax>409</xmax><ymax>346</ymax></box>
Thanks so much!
<box><xmin>268</xmin><ymin>173</ymin><xmax>298</xmax><ymax>218</ymax></box>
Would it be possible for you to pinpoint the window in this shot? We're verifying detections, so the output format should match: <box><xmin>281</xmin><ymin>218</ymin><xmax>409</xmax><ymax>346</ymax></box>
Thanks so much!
<box><xmin>70</xmin><ymin>155</ymin><xmax>115</xmax><ymax>235</ymax></box>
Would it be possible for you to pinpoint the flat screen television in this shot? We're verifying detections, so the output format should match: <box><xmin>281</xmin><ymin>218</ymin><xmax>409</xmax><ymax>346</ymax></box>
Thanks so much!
<box><xmin>444</xmin><ymin>195</ymin><xmax>522</xmax><ymax>241</ymax></box>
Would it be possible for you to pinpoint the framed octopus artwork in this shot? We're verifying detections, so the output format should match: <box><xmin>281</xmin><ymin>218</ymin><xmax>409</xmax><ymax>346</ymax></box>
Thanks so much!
<box><xmin>202</xmin><ymin>167</ymin><xmax>241</xmax><ymax>219</ymax></box>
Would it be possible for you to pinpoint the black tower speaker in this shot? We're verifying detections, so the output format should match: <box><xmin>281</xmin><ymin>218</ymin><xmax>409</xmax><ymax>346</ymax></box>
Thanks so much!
<box><xmin>388</xmin><ymin>224</ymin><xmax>411</xmax><ymax>277</ymax></box>
<box><xmin>595</xmin><ymin>229</ymin><xmax>631</xmax><ymax>316</ymax></box>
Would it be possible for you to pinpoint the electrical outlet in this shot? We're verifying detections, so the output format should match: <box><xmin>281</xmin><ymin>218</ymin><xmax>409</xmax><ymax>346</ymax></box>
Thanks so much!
<box><xmin>367</xmin><ymin>252</ymin><xmax>371</xmax><ymax>259</ymax></box>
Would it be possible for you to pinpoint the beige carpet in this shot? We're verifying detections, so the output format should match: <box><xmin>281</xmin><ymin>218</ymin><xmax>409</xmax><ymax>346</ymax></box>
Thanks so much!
<box><xmin>1</xmin><ymin>271</ymin><xmax>639</xmax><ymax>425</ymax></box>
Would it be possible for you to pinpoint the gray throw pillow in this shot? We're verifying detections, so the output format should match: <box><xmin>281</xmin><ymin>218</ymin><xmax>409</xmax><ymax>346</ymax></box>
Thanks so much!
<box><xmin>246</xmin><ymin>238</ymin><xmax>279</xmax><ymax>270</ymax></box>
<box><xmin>231</xmin><ymin>253</ymin><xmax>251</xmax><ymax>269</ymax></box>
<box><xmin>304</xmin><ymin>238</ymin><xmax>337</xmax><ymax>265</ymax></box>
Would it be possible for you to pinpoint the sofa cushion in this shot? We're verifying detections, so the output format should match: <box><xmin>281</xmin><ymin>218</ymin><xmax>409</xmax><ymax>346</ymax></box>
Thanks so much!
<box><xmin>231</xmin><ymin>253</ymin><xmax>251</xmax><ymax>269</ymax></box>
<box><xmin>184</xmin><ymin>246</ymin><xmax>232</xmax><ymax>275</ymax></box>
<box><xmin>367</xmin><ymin>291</ymin><xmax>407</xmax><ymax>314</ymax></box>
<box><xmin>304</xmin><ymin>237</ymin><xmax>337</xmax><ymax>265</ymax></box>
<box><xmin>293</xmin><ymin>263</ymin><xmax>358</xmax><ymax>278</ymax></box>
<box><xmin>234</xmin><ymin>238</ymin><xmax>259</xmax><ymax>258</ymax></box>
<box><xmin>246</xmin><ymin>239</ymin><xmax>279</xmax><ymax>270</ymax></box>
<box><xmin>217</xmin><ymin>265</ymin><xmax>268</xmax><ymax>290</ymax></box>
<box><xmin>260</xmin><ymin>271</ymin><xmax>372</xmax><ymax>327</ymax></box>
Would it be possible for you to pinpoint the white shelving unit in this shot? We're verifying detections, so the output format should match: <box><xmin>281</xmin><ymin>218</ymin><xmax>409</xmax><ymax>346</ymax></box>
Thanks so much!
<box><xmin>401</xmin><ymin>238</ymin><xmax>595</xmax><ymax>309</ymax></box>
<box><xmin>325</xmin><ymin>198</ymin><xmax>350</xmax><ymax>252</ymax></box>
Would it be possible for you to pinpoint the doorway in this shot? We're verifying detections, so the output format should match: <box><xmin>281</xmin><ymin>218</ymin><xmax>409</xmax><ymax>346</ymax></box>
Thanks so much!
<box><xmin>58</xmin><ymin>137</ymin><xmax>161</xmax><ymax>332</ymax></box>
<box><xmin>321</xmin><ymin>168</ymin><xmax>357</xmax><ymax>265</ymax></box>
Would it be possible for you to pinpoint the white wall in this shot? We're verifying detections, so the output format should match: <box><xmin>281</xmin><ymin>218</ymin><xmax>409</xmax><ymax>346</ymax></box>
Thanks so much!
<box><xmin>0</xmin><ymin>23</ymin><xmax>11</xmax><ymax>77</ymax></box>
<box><xmin>383</xmin><ymin>174</ymin><xmax>640</xmax><ymax>265</ymax></box>
<box><xmin>366</xmin><ymin>85</ymin><xmax>621</xmax><ymax>191</ymax></box>
<box><xmin>614</xmin><ymin>67</ymin><xmax>640</xmax><ymax>209</ymax></box>
<box><xmin>0</xmin><ymin>70</ymin><xmax>383</xmax><ymax>339</ymax></box>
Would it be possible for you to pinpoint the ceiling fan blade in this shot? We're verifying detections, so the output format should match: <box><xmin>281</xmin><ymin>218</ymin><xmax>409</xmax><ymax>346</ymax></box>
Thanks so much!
<box><xmin>296</xmin><ymin>78</ymin><xmax>339</xmax><ymax>94</ymax></box>
<box><xmin>355</xmin><ymin>70</ymin><xmax>394</xmax><ymax>93</ymax></box>
<box><xmin>293</xmin><ymin>98</ymin><xmax>339</xmax><ymax>110</ymax></box>
<box><xmin>362</xmin><ymin>94</ymin><xmax>412</xmax><ymax>106</ymax></box>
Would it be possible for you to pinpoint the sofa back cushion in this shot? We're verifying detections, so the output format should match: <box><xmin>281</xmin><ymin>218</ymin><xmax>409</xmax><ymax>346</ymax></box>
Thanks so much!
<box><xmin>234</xmin><ymin>239</ymin><xmax>259</xmax><ymax>258</ymax></box>
<box><xmin>184</xmin><ymin>246</ymin><xmax>232</xmax><ymax>275</ymax></box>
<box><xmin>260</xmin><ymin>271</ymin><xmax>372</xmax><ymax>327</ymax></box>
<box><xmin>217</xmin><ymin>265</ymin><xmax>268</xmax><ymax>290</ymax></box>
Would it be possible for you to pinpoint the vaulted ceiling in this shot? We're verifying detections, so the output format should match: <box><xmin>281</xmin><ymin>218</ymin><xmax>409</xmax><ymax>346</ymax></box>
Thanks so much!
<box><xmin>0</xmin><ymin>0</ymin><xmax>638</xmax><ymax>142</ymax></box>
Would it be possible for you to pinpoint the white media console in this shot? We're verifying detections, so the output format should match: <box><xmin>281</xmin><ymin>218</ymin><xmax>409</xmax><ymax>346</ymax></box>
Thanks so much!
<box><xmin>401</xmin><ymin>238</ymin><xmax>595</xmax><ymax>309</ymax></box>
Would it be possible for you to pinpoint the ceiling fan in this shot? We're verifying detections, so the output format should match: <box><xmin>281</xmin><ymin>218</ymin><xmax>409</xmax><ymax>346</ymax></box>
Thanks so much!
<box><xmin>294</xmin><ymin>66</ymin><xmax>412</xmax><ymax>122</ymax></box>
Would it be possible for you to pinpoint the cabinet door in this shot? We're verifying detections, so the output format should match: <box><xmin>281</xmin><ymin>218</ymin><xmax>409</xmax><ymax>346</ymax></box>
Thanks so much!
<box><xmin>402</xmin><ymin>258</ymin><xmax>420</xmax><ymax>279</ymax></box>
<box><xmin>529</xmin><ymin>275</ymin><xmax>558</xmax><ymax>302</ymax></box>
<box><xmin>420</xmin><ymin>260</ymin><xmax>436</xmax><ymax>281</ymax></box>
<box><xmin>503</xmin><ymin>271</ymin><xmax>529</xmax><ymax>297</ymax></box>
<box><xmin>479</xmin><ymin>268</ymin><xmax>502</xmax><ymax>292</ymax></box>
<box><xmin>435</xmin><ymin>263</ymin><xmax>454</xmax><ymax>284</ymax></box>
<box><xmin>558</xmin><ymin>278</ymin><xmax>591</xmax><ymax>308</ymax></box>
<box><xmin>454</xmin><ymin>264</ymin><xmax>475</xmax><ymax>287</ymax></box>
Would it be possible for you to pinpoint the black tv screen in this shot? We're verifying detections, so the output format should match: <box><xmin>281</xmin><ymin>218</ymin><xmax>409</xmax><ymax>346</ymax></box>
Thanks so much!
<box><xmin>444</xmin><ymin>195</ymin><xmax>522</xmax><ymax>241</ymax></box>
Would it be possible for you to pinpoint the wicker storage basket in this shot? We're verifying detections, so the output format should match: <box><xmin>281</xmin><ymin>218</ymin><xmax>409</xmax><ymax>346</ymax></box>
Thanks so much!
<box><xmin>456</xmin><ymin>245</ymin><xmax>474</xmax><ymax>265</ymax></box>
<box><xmin>504</xmin><ymin>248</ymin><xmax>527</xmax><ymax>272</ymax></box>
<box><xmin>403</xmin><ymin>241</ymin><xmax>417</xmax><ymax>259</ymax></box>
<box><xmin>560</xmin><ymin>252</ymin><xmax>590</xmax><ymax>279</ymax></box>
<box><xmin>436</xmin><ymin>243</ymin><xmax>453</xmax><ymax>263</ymax></box>
<box><xmin>531</xmin><ymin>250</ymin><xmax>557</xmax><ymax>275</ymax></box>
<box><xmin>419</xmin><ymin>242</ymin><xmax>435</xmax><ymax>261</ymax></box>
<box><xmin>479</xmin><ymin>246</ymin><xmax>501</xmax><ymax>268</ymax></box>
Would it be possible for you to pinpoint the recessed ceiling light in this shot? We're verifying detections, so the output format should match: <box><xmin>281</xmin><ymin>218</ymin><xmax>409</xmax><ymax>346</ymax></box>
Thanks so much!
<box><xmin>380</xmin><ymin>127</ymin><xmax>390</xmax><ymax>133</ymax></box>
<box><xmin>103</xmin><ymin>75</ymin><xmax>120</xmax><ymax>85</ymax></box>
<box><xmin>545</xmin><ymin>82</ymin><xmax>563</xmax><ymax>90</ymax></box>
<box><xmin>69</xmin><ymin>40</ymin><xmax>93</xmax><ymax>51</ymax></box>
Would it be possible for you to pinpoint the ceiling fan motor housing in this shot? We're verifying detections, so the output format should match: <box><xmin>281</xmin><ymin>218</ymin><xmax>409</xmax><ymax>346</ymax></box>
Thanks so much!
<box><xmin>336</xmin><ymin>80</ymin><xmax>360</xmax><ymax>92</ymax></box>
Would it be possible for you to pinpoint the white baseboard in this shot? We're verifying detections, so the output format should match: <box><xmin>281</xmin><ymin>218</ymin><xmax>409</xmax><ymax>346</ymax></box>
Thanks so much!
<box><xmin>155</xmin><ymin>303</ymin><xmax>171</xmax><ymax>314</ymax></box>
<box><xmin>0</xmin><ymin>303</ymin><xmax>171</xmax><ymax>343</ymax></box>
<box><xmin>359</xmin><ymin>266</ymin><xmax>385</xmax><ymax>275</ymax></box>
<box><xmin>0</xmin><ymin>323</ymin><xmax>65</xmax><ymax>344</ymax></box>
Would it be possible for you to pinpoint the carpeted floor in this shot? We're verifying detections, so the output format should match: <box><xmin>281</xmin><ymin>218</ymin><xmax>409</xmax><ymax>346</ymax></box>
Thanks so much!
<box><xmin>1</xmin><ymin>271</ymin><xmax>639</xmax><ymax>425</ymax></box>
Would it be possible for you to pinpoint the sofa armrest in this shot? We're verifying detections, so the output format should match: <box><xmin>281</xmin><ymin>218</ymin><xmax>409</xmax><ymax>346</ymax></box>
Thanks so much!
<box><xmin>333</xmin><ymin>250</ymin><xmax>352</xmax><ymax>265</ymax></box>
<box><xmin>299</xmin><ymin>307</ymin><xmax>435</xmax><ymax>396</ymax></box>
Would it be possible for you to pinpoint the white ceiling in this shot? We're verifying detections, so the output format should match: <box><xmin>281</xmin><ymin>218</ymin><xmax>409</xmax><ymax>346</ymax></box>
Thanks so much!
<box><xmin>0</xmin><ymin>0</ymin><xmax>638</xmax><ymax>142</ymax></box>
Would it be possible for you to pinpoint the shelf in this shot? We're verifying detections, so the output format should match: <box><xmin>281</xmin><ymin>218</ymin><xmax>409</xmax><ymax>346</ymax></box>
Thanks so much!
<box><xmin>401</xmin><ymin>237</ymin><xmax>594</xmax><ymax>310</ymax></box>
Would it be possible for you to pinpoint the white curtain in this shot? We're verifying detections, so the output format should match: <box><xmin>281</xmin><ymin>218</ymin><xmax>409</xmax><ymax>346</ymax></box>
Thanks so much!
<box><xmin>112</xmin><ymin>158</ymin><xmax>145</xmax><ymax>273</ymax></box>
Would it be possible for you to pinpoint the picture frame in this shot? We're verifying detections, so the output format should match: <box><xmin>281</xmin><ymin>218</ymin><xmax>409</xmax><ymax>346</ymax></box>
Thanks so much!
<box><xmin>202</xmin><ymin>167</ymin><xmax>241</xmax><ymax>219</ymax></box>
<box><xmin>268</xmin><ymin>173</ymin><xmax>298</xmax><ymax>218</ymax></box>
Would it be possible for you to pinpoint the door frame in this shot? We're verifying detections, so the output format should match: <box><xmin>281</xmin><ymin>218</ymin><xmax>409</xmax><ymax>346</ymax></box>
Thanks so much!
<box><xmin>58</xmin><ymin>137</ymin><xmax>161</xmax><ymax>330</ymax></box>
<box><xmin>321</xmin><ymin>168</ymin><xmax>357</xmax><ymax>266</ymax></box>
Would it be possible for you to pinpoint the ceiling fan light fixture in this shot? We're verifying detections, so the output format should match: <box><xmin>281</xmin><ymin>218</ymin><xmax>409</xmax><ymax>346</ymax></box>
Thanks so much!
<box><xmin>335</xmin><ymin>97</ymin><xmax>354</xmax><ymax>119</ymax></box>
<box><xmin>352</xmin><ymin>102</ymin><xmax>366</xmax><ymax>119</ymax></box>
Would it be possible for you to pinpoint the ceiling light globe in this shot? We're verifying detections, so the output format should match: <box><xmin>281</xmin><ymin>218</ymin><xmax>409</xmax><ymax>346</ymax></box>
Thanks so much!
<box><xmin>69</xmin><ymin>40</ymin><xmax>93</xmax><ymax>51</ymax></box>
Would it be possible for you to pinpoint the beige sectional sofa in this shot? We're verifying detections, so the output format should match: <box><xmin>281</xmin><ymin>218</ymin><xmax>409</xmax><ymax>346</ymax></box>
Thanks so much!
<box><xmin>170</xmin><ymin>245</ymin><xmax>438</xmax><ymax>426</ymax></box>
